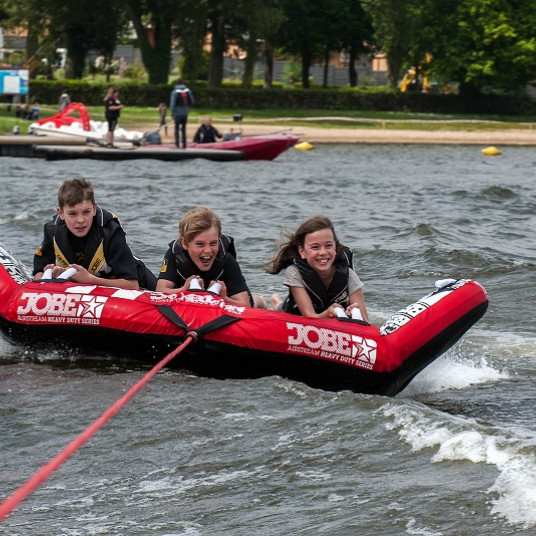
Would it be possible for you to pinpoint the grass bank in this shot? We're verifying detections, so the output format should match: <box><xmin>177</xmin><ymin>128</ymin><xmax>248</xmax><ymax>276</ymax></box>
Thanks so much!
<box><xmin>1</xmin><ymin>103</ymin><xmax>536</xmax><ymax>137</ymax></box>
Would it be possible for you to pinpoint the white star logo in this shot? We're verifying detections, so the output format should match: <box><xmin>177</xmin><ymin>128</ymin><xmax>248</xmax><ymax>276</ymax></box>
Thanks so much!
<box><xmin>352</xmin><ymin>336</ymin><xmax>377</xmax><ymax>364</ymax></box>
<box><xmin>77</xmin><ymin>296</ymin><xmax>107</xmax><ymax>318</ymax></box>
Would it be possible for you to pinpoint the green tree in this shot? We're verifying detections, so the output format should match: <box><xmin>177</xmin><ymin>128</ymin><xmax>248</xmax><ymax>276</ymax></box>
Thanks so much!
<box><xmin>361</xmin><ymin>0</ymin><xmax>420</xmax><ymax>88</ymax></box>
<box><xmin>313</xmin><ymin>0</ymin><xmax>372</xmax><ymax>88</ymax></box>
<box><xmin>175</xmin><ymin>0</ymin><xmax>208</xmax><ymax>85</ymax></box>
<box><xmin>123</xmin><ymin>0</ymin><xmax>176</xmax><ymax>85</ymax></box>
<box><xmin>205</xmin><ymin>0</ymin><xmax>250</xmax><ymax>87</ymax></box>
<box><xmin>277</xmin><ymin>0</ymin><xmax>323</xmax><ymax>88</ymax></box>
<box><xmin>206</xmin><ymin>0</ymin><xmax>226</xmax><ymax>87</ymax></box>
<box><xmin>2</xmin><ymin>0</ymin><xmax>49</xmax><ymax>77</ymax></box>
<box><xmin>339</xmin><ymin>0</ymin><xmax>373</xmax><ymax>87</ymax></box>
<box><xmin>36</xmin><ymin>0</ymin><xmax>128</xmax><ymax>79</ymax></box>
<box><xmin>4</xmin><ymin>0</ymin><xmax>128</xmax><ymax>79</ymax></box>
<box><xmin>234</xmin><ymin>0</ymin><xmax>285</xmax><ymax>88</ymax></box>
<box><xmin>418</xmin><ymin>0</ymin><xmax>536</xmax><ymax>94</ymax></box>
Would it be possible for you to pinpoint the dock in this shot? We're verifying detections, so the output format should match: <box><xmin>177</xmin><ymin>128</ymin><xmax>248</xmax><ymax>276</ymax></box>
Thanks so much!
<box><xmin>0</xmin><ymin>135</ymin><xmax>87</xmax><ymax>158</ymax></box>
<box><xmin>0</xmin><ymin>136</ymin><xmax>244</xmax><ymax>161</ymax></box>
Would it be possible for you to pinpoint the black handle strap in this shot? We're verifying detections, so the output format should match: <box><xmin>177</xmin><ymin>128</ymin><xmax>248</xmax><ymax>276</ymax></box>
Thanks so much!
<box><xmin>156</xmin><ymin>304</ymin><xmax>240</xmax><ymax>342</ymax></box>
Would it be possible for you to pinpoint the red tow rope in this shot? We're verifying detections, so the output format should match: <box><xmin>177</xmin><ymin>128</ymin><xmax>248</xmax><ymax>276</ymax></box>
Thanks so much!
<box><xmin>0</xmin><ymin>333</ymin><xmax>196</xmax><ymax>523</ymax></box>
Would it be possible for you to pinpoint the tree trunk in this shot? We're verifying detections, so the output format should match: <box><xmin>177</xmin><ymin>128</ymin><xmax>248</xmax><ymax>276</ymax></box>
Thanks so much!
<box><xmin>242</xmin><ymin>33</ymin><xmax>258</xmax><ymax>88</ymax></box>
<box><xmin>65</xmin><ymin>31</ymin><xmax>88</xmax><ymax>79</ymax></box>
<box><xmin>25</xmin><ymin>27</ymin><xmax>40</xmax><ymax>79</ymax></box>
<box><xmin>458</xmin><ymin>81</ymin><xmax>481</xmax><ymax>95</ymax></box>
<box><xmin>180</xmin><ymin>8</ymin><xmax>207</xmax><ymax>86</ymax></box>
<box><xmin>301</xmin><ymin>45</ymin><xmax>311</xmax><ymax>89</ymax></box>
<box><xmin>322</xmin><ymin>47</ymin><xmax>329</xmax><ymax>88</ymax></box>
<box><xmin>124</xmin><ymin>2</ymin><xmax>172</xmax><ymax>85</ymax></box>
<box><xmin>263</xmin><ymin>41</ymin><xmax>273</xmax><ymax>88</ymax></box>
<box><xmin>208</xmin><ymin>12</ymin><xmax>225</xmax><ymax>87</ymax></box>
<box><xmin>387</xmin><ymin>54</ymin><xmax>401</xmax><ymax>89</ymax></box>
<box><xmin>348</xmin><ymin>46</ymin><xmax>358</xmax><ymax>87</ymax></box>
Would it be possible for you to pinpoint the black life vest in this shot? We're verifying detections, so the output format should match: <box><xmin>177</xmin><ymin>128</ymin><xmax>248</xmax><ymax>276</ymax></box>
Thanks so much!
<box><xmin>45</xmin><ymin>207</ymin><xmax>156</xmax><ymax>290</ymax></box>
<box><xmin>173</xmin><ymin>87</ymin><xmax>191</xmax><ymax>110</ymax></box>
<box><xmin>282</xmin><ymin>248</ymin><xmax>353</xmax><ymax>315</ymax></box>
<box><xmin>45</xmin><ymin>207</ymin><xmax>116</xmax><ymax>275</ymax></box>
<box><xmin>171</xmin><ymin>233</ymin><xmax>237</xmax><ymax>288</ymax></box>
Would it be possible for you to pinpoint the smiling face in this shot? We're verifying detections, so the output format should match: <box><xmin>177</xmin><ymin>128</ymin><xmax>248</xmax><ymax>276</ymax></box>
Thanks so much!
<box><xmin>58</xmin><ymin>200</ymin><xmax>97</xmax><ymax>238</ymax></box>
<box><xmin>180</xmin><ymin>226</ymin><xmax>220</xmax><ymax>272</ymax></box>
<box><xmin>298</xmin><ymin>228</ymin><xmax>337</xmax><ymax>278</ymax></box>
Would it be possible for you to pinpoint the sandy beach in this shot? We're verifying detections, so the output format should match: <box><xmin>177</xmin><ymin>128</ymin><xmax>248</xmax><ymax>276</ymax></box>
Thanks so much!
<box><xmin>149</xmin><ymin>121</ymin><xmax>536</xmax><ymax>146</ymax></box>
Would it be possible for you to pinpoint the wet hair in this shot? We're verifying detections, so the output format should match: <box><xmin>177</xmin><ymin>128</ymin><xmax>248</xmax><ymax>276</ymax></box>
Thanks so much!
<box><xmin>265</xmin><ymin>215</ymin><xmax>344</xmax><ymax>274</ymax></box>
<box><xmin>105</xmin><ymin>86</ymin><xmax>117</xmax><ymax>98</ymax></box>
<box><xmin>179</xmin><ymin>206</ymin><xmax>221</xmax><ymax>244</ymax></box>
<box><xmin>57</xmin><ymin>177</ymin><xmax>95</xmax><ymax>208</ymax></box>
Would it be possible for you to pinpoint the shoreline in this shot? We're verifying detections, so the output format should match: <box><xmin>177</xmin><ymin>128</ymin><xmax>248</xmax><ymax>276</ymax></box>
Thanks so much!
<box><xmin>146</xmin><ymin>122</ymin><xmax>536</xmax><ymax>146</ymax></box>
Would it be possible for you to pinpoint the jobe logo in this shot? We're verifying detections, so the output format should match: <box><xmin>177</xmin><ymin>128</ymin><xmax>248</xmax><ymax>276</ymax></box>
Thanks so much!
<box><xmin>17</xmin><ymin>292</ymin><xmax>107</xmax><ymax>321</ymax></box>
<box><xmin>286</xmin><ymin>322</ymin><xmax>377</xmax><ymax>367</ymax></box>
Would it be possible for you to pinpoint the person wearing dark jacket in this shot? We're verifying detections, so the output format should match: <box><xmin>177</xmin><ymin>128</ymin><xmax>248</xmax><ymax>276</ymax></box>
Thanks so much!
<box><xmin>33</xmin><ymin>177</ymin><xmax>156</xmax><ymax>290</ymax></box>
<box><xmin>193</xmin><ymin>117</ymin><xmax>222</xmax><ymax>144</ymax></box>
<box><xmin>170</xmin><ymin>78</ymin><xmax>194</xmax><ymax>148</ymax></box>
<box><xmin>156</xmin><ymin>205</ymin><xmax>266</xmax><ymax>308</ymax></box>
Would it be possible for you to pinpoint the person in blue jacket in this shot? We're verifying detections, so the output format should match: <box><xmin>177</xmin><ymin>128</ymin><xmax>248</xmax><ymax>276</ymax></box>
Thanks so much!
<box><xmin>169</xmin><ymin>78</ymin><xmax>194</xmax><ymax>148</ymax></box>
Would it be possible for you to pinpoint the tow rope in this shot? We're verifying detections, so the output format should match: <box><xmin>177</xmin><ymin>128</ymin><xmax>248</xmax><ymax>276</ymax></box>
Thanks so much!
<box><xmin>0</xmin><ymin>309</ymin><xmax>239</xmax><ymax>523</ymax></box>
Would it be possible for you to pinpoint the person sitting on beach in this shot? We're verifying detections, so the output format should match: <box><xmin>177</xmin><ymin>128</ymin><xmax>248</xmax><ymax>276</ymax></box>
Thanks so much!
<box><xmin>266</xmin><ymin>215</ymin><xmax>369</xmax><ymax>320</ymax></box>
<box><xmin>33</xmin><ymin>177</ymin><xmax>156</xmax><ymax>290</ymax></box>
<box><xmin>193</xmin><ymin>117</ymin><xmax>223</xmax><ymax>144</ymax></box>
<box><xmin>156</xmin><ymin>205</ymin><xmax>266</xmax><ymax>308</ymax></box>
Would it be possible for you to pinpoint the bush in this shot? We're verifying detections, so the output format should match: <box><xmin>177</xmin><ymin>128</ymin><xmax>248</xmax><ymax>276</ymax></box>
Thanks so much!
<box><xmin>27</xmin><ymin>79</ymin><xmax>536</xmax><ymax>115</ymax></box>
<box><xmin>122</xmin><ymin>64</ymin><xmax>148</xmax><ymax>81</ymax></box>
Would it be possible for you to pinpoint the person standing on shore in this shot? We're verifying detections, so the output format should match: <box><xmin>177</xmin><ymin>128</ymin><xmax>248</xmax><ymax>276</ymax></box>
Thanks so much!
<box><xmin>170</xmin><ymin>78</ymin><xmax>194</xmax><ymax>148</ymax></box>
<box><xmin>58</xmin><ymin>89</ymin><xmax>71</xmax><ymax>111</ymax></box>
<box><xmin>157</xmin><ymin>102</ymin><xmax>168</xmax><ymax>136</ymax></box>
<box><xmin>104</xmin><ymin>87</ymin><xmax>123</xmax><ymax>148</ymax></box>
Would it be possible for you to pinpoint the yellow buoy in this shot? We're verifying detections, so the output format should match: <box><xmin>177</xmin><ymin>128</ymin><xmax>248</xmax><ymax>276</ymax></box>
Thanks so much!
<box><xmin>294</xmin><ymin>141</ymin><xmax>314</xmax><ymax>151</ymax></box>
<box><xmin>482</xmin><ymin>146</ymin><xmax>501</xmax><ymax>156</ymax></box>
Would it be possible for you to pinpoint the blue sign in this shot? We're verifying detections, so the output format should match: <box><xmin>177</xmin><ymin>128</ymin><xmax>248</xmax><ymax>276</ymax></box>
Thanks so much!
<box><xmin>0</xmin><ymin>69</ymin><xmax>29</xmax><ymax>95</ymax></box>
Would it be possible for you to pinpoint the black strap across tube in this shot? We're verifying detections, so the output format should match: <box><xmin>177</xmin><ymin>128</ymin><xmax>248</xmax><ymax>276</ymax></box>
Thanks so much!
<box><xmin>156</xmin><ymin>304</ymin><xmax>240</xmax><ymax>339</ymax></box>
<box><xmin>156</xmin><ymin>305</ymin><xmax>189</xmax><ymax>331</ymax></box>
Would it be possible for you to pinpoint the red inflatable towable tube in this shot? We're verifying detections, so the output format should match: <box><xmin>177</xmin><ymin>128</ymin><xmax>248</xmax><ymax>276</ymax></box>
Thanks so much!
<box><xmin>0</xmin><ymin>244</ymin><xmax>488</xmax><ymax>396</ymax></box>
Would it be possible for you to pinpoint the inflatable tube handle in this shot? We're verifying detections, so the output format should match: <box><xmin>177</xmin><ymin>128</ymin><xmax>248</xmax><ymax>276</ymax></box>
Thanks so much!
<box><xmin>207</xmin><ymin>282</ymin><xmax>222</xmax><ymax>295</ymax></box>
<box><xmin>435</xmin><ymin>278</ymin><xmax>457</xmax><ymax>289</ymax></box>
<box><xmin>189</xmin><ymin>278</ymin><xmax>202</xmax><ymax>290</ymax></box>
<box><xmin>351</xmin><ymin>308</ymin><xmax>364</xmax><ymax>321</ymax></box>
<box><xmin>333</xmin><ymin>306</ymin><xmax>347</xmax><ymax>318</ymax></box>
<box><xmin>58</xmin><ymin>267</ymin><xmax>77</xmax><ymax>280</ymax></box>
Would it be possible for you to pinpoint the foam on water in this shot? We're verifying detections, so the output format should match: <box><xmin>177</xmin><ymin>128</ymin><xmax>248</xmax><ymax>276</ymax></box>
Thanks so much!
<box><xmin>382</xmin><ymin>401</ymin><xmax>536</xmax><ymax>529</ymax></box>
<box><xmin>401</xmin><ymin>353</ymin><xmax>508</xmax><ymax>397</ymax></box>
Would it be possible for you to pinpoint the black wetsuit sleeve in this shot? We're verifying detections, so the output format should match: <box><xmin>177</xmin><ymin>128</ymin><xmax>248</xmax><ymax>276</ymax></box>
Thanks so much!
<box><xmin>222</xmin><ymin>255</ymin><xmax>249</xmax><ymax>297</ymax></box>
<box><xmin>157</xmin><ymin>247</ymin><xmax>180</xmax><ymax>286</ymax></box>
<box><xmin>33</xmin><ymin>226</ymin><xmax>55</xmax><ymax>275</ymax></box>
<box><xmin>104</xmin><ymin>228</ymin><xmax>139</xmax><ymax>280</ymax></box>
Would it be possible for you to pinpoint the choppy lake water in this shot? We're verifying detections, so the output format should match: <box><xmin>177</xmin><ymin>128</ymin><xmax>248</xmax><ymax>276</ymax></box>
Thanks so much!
<box><xmin>1</xmin><ymin>144</ymin><xmax>535</xmax><ymax>535</ymax></box>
